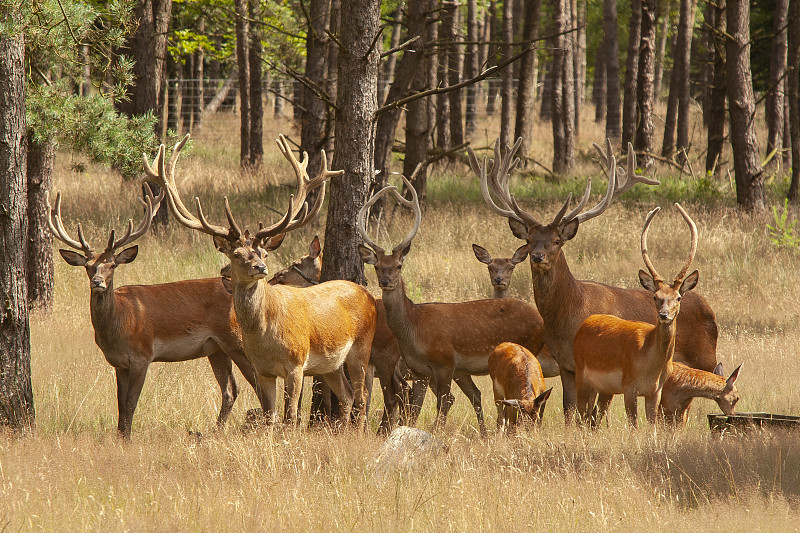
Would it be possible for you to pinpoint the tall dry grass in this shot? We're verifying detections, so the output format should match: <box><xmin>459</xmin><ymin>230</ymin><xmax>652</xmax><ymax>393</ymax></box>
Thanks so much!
<box><xmin>2</xmin><ymin>109</ymin><xmax>800</xmax><ymax>530</ymax></box>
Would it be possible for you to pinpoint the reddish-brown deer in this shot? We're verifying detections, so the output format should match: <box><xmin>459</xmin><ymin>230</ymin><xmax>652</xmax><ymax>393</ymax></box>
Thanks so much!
<box><xmin>150</xmin><ymin>135</ymin><xmax>376</xmax><ymax>428</ymax></box>
<box><xmin>489</xmin><ymin>342</ymin><xmax>553</xmax><ymax>433</ymax></box>
<box><xmin>660</xmin><ymin>362</ymin><xmax>742</xmax><ymax>426</ymax></box>
<box><xmin>573</xmin><ymin>204</ymin><xmax>699</xmax><ymax>427</ymax></box>
<box><xmin>472</xmin><ymin>244</ymin><xmax>529</xmax><ymax>298</ymax></box>
<box><xmin>357</xmin><ymin>176</ymin><xmax>555</xmax><ymax>436</ymax></box>
<box><xmin>469</xmin><ymin>138</ymin><xmax>719</xmax><ymax>421</ymax></box>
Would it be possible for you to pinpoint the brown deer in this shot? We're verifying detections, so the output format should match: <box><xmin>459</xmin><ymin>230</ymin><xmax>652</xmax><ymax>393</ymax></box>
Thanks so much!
<box><xmin>150</xmin><ymin>135</ymin><xmax>376</xmax><ymax>428</ymax></box>
<box><xmin>472</xmin><ymin>244</ymin><xmax>529</xmax><ymax>298</ymax></box>
<box><xmin>489</xmin><ymin>342</ymin><xmax>553</xmax><ymax>433</ymax></box>
<box><xmin>660</xmin><ymin>362</ymin><xmax>742</xmax><ymax>426</ymax></box>
<box><xmin>573</xmin><ymin>204</ymin><xmax>699</xmax><ymax>427</ymax></box>
<box><xmin>469</xmin><ymin>138</ymin><xmax>719</xmax><ymax>421</ymax></box>
<box><xmin>357</xmin><ymin>176</ymin><xmax>556</xmax><ymax>436</ymax></box>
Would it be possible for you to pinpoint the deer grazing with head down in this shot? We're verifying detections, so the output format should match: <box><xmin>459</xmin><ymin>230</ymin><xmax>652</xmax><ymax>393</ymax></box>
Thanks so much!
<box><xmin>573</xmin><ymin>204</ymin><xmax>699</xmax><ymax>427</ymax></box>
<box><xmin>472</xmin><ymin>244</ymin><xmax>529</xmax><ymax>299</ymax></box>
<box><xmin>151</xmin><ymin>135</ymin><xmax>376</xmax><ymax>428</ymax></box>
<box><xmin>489</xmin><ymin>342</ymin><xmax>553</xmax><ymax>433</ymax></box>
<box><xmin>469</xmin><ymin>138</ymin><xmax>719</xmax><ymax>421</ymax></box>
<box><xmin>357</xmin><ymin>176</ymin><xmax>556</xmax><ymax>436</ymax></box>
<box><xmin>660</xmin><ymin>361</ymin><xmax>742</xmax><ymax>426</ymax></box>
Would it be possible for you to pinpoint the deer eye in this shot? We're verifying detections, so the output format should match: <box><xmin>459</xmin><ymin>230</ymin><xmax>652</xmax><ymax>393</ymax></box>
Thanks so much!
<box><xmin>676</xmin><ymin>296</ymin><xmax>681</xmax><ymax>302</ymax></box>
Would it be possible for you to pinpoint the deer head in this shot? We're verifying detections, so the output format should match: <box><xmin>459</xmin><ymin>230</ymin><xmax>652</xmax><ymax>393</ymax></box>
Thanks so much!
<box><xmin>144</xmin><ymin>135</ymin><xmax>341</xmax><ymax>286</ymax></box>
<box><xmin>638</xmin><ymin>203</ymin><xmax>699</xmax><ymax>323</ymax></box>
<box><xmin>498</xmin><ymin>387</ymin><xmax>553</xmax><ymax>425</ymax></box>
<box><xmin>357</xmin><ymin>176</ymin><xmax>421</xmax><ymax>291</ymax></box>
<box><xmin>713</xmin><ymin>362</ymin><xmax>742</xmax><ymax>415</ymax></box>
<box><xmin>472</xmin><ymin>243</ymin><xmax>529</xmax><ymax>293</ymax></box>
<box><xmin>468</xmin><ymin>138</ymin><xmax>659</xmax><ymax>271</ymax></box>
<box><xmin>268</xmin><ymin>235</ymin><xmax>322</xmax><ymax>287</ymax></box>
<box><xmin>47</xmin><ymin>184</ymin><xmax>164</xmax><ymax>292</ymax></box>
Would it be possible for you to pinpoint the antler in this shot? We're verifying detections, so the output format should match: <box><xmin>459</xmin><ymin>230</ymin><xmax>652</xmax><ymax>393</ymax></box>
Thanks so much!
<box><xmin>46</xmin><ymin>190</ymin><xmax>93</xmax><ymax>255</ymax></box>
<box><xmin>640</xmin><ymin>203</ymin><xmax>698</xmax><ymax>284</ymax></box>
<box><xmin>357</xmin><ymin>175</ymin><xmax>421</xmax><ymax>255</ymax></box>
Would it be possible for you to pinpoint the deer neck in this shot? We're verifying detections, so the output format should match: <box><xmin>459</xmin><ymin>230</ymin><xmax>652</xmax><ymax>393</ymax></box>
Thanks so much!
<box><xmin>89</xmin><ymin>281</ymin><xmax>119</xmax><ymax>347</ymax></box>
<box><xmin>493</xmin><ymin>287</ymin><xmax>508</xmax><ymax>299</ymax></box>
<box><xmin>530</xmin><ymin>250</ymin><xmax>583</xmax><ymax>324</ymax></box>
<box><xmin>379</xmin><ymin>278</ymin><xmax>420</xmax><ymax>353</ymax></box>
<box><xmin>651</xmin><ymin>318</ymin><xmax>678</xmax><ymax>367</ymax></box>
<box><xmin>231</xmin><ymin>276</ymin><xmax>272</xmax><ymax>333</ymax></box>
<box><xmin>673</xmin><ymin>368</ymin><xmax>727</xmax><ymax>401</ymax></box>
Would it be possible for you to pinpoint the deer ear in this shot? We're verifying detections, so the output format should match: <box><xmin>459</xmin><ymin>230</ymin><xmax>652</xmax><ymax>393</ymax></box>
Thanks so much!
<box><xmin>559</xmin><ymin>219</ymin><xmax>579</xmax><ymax>241</ymax></box>
<box><xmin>511</xmin><ymin>244</ymin><xmax>529</xmax><ymax>264</ymax></box>
<box><xmin>536</xmin><ymin>388</ymin><xmax>553</xmax><ymax>420</ymax></box>
<box><xmin>114</xmin><ymin>246</ymin><xmax>139</xmax><ymax>265</ymax></box>
<box><xmin>262</xmin><ymin>233</ymin><xmax>286</xmax><ymax>252</ymax></box>
<box><xmin>713</xmin><ymin>362</ymin><xmax>724</xmax><ymax>376</ymax></box>
<box><xmin>397</xmin><ymin>242</ymin><xmax>412</xmax><ymax>262</ymax></box>
<box><xmin>309</xmin><ymin>235</ymin><xmax>321</xmax><ymax>258</ymax></box>
<box><xmin>639</xmin><ymin>269</ymin><xmax>658</xmax><ymax>292</ymax></box>
<box><xmin>679</xmin><ymin>270</ymin><xmax>699</xmax><ymax>294</ymax></box>
<box><xmin>472</xmin><ymin>244</ymin><xmax>492</xmax><ymax>264</ymax></box>
<box><xmin>499</xmin><ymin>399</ymin><xmax>520</xmax><ymax>408</ymax></box>
<box><xmin>726</xmin><ymin>363</ymin><xmax>743</xmax><ymax>389</ymax></box>
<box><xmin>213</xmin><ymin>235</ymin><xmax>233</xmax><ymax>254</ymax></box>
<box><xmin>220</xmin><ymin>276</ymin><xmax>234</xmax><ymax>294</ymax></box>
<box><xmin>508</xmin><ymin>218</ymin><xmax>528</xmax><ymax>240</ymax></box>
<box><xmin>59</xmin><ymin>249</ymin><xmax>87</xmax><ymax>267</ymax></box>
<box><xmin>358</xmin><ymin>244</ymin><xmax>378</xmax><ymax>265</ymax></box>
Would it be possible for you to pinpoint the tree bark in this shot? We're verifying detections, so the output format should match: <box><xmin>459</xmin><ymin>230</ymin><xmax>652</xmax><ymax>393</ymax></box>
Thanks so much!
<box><xmin>300</xmin><ymin>0</ymin><xmax>331</xmax><ymax>179</ymax></box>
<box><xmin>0</xmin><ymin>29</ymin><xmax>34</xmax><ymax>429</ymax></box>
<box><xmin>515</xmin><ymin>0</ymin><xmax>542</xmax><ymax>156</ymax></box>
<box><xmin>464</xmin><ymin>0</ymin><xmax>479</xmax><ymax>137</ymax></box>
<box><xmin>787</xmin><ymin>0</ymin><xmax>800</xmax><ymax>201</ymax></box>
<box><xmin>378</xmin><ymin>6</ymin><xmax>404</xmax><ymax>108</ymax></box>
<box><xmin>573</xmin><ymin>0</ymin><xmax>586</xmax><ymax>135</ymax></box>
<box><xmin>622</xmin><ymin>0</ymin><xmax>642</xmax><ymax>147</ymax></box>
<box><xmin>234</xmin><ymin>0</ymin><xmax>251</xmax><ymax>166</ymax></box>
<box><xmin>604</xmin><ymin>0</ymin><xmax>621</xmax><ymax>141</ymax></box>
<box><xmin>766</xmin><ymin>0</ymin><xmax>790</xmax><ymax>170</ymax></box>
<box><xmin>274</xmin><ymin>77</ymin><xmax>285</xmax><ymax>118</ymax></box>
<box><xmin>248</xmin><ymin>0</ymin><xmax>263</xmax><ymax>167</ymax></box>
<box><xmin>653</xmin><ymin>0</ymin><xmax>671</xmax><ymax>99</ymax></box>
<box><xmin>500</xmin><ymin>0</ymin><xmax>515</xmax><ymax>148</ymax></box>
<box><xmin>435</xmin><ymin>2</ymin><xmax>451</xmax><ymax>152</ymax></box>
<box><xmin>486</xmin><ymin>1</ymin><xmax>499</xmax><ymax>115</ymax></box>
<box><xmin>706</xmin><ymin>0</ymin><xmax>726</xmax><ymax>175</ymax></box>
<box><xmin>634</xmin><ymin>0</ymin><xmax>657</xmax><ymax>158</ymax></box>
<box><xmin>662</xmin><ymin>0</ymin><xmax>696</xmax><ymax>160</ymax></box>
<box><xmin>26</xmin><ymin>136</ymin><xmax>55</xmax><ymax>312</ymax></box>
<box><xmin>446</xmin><ymin>1</ymin><xmax>464</xmax><ymax>146</ymax></box>
<box><xmin>594</xmin><ymin>37</ymin><xmax>607</xmax><ymax>123</ymax></box>
<box><xmin>323</xmin><ymin>0</ymin><xmax>380</xmax><ymax>284</ymax></box>
<box><xmin>726</xmin><ymin>0</ymin><xmax>764</xmax><ymax>211</ymax></box>
<box><xmin>553</xmin><ymin>0</ymin><xmax>574</xmax><ymax>174</ymax></box>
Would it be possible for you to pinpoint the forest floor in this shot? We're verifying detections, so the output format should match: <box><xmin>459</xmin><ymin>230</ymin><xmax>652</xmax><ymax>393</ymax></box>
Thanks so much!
<box><xmin>2</xmin><ymin>110</ymin><xmax>800</xmax><ymax>531</ymax></box>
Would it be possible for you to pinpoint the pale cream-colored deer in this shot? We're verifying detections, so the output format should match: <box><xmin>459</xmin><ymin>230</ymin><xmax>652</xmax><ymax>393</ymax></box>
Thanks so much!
<box><xmin>573</xmin><ymin>204</ymin><xmax>699</xmax><ymax>427</ymax></box>
<box><xmin>149</xmin><ymin>135</ymin><xmax>376</xmax><ymax>428</ymax></box>
<box><xmin>472</xmin><ymin>244</ymin><xmax>529</xmax><ymax>298</ymax></box>
<box><xmin>660</xmin><ymin>361</ymin><xmax>742</xmax><ymax>426</ymax></box>
<box><xmin>489</xmin><ymin>342</ymin><xmax>553</xmax><ymax>433</ymax></box>
<box><xmin>357</xmin><ymin>176</ymin><xmax>556</xmax><ymax>436</ymax></box>
<box><xmin>469</xmin><ymin>138</ymin><xmax>719</xmax><ymax>421</ymax></box>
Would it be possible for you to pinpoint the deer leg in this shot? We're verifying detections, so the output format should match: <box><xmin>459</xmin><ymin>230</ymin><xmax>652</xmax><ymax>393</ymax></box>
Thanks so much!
<box><xmin>408</xmin><ymin>374</ymin><xmax>429</xmax><ymax>424</ymax></box>
<box><xmin>644</xmin><ymin>389</ymin><xmax>662</xmax><ymax>425</ymax></box>
<box><xmin>575</xmin><ymin>374</ymin><xmax>595</xmax><ymax>426</ymax></box>
<box><xmin>228</xmin><ymin>349</ymin><xmax>273</xmax><ymax>416</ymax></box>
<box><xmin>255</xmin><ymin>374</ymin><xmax>277</xmax><ymax>423</ymax></box>
<box><xmin>623</xmin><ymin>390</ymin><xmax>638</xmax><ymax>428</ymax></box>
<box><xmin>345</xmin><ymin>355</ymin><xmax>368</xmax><ymax>431</ymax></box>
<box><xmin>376</xmin><ymin>362</ymin><xmax>402</xmax><ymax>434</ymax></box>
<box><xmin>560</xmin><ymin>369</ymin><xmax>579</xmax><ymax>424</ymax></box>
<box><xmin>207</xmin><ymin>352</ymin><xmax>238</xmax><ymax>428</ymax></box>
<box><xmin>119</xmin><ymin>359</ymin><xmax>150</xmax><ymax>439</ymax></box>
<box><xmin>322</xmin><ymin>366</ymin><xmax>354</xmax><ymax>428</ymax></box>
<box><xmin>430</xmin><ymin>370</ymin><xmax>455</xmax><ymax>431</ymax></box>
<box><xmin>284</xmin><ymin>367</ymin><xmax>305</xmax><ymax>425</ymax></box>
<box><xmin>595</xmin><ymin>393</ymin><xmax>614</xmax><ymax>428</ymax></box>
<box><xmin>114</xmin><ymin>367</ymin><xmax>131</xmax><ymax>437</ymax></box>
<box><xmin>453</xmin><ymin>374</ymin><xmax>487</xmax><ymax>437</ymax></box>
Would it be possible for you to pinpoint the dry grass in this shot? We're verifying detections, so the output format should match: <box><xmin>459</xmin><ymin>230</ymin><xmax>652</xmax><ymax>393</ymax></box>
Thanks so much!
<box><xmin>2</xmin><ymin>108</ymin><xmax>800</xmax><ymax>530</ymax></box>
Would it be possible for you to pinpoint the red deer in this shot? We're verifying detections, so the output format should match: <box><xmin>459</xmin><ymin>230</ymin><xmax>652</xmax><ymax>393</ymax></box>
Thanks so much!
<box><xmin>660</xmin><ymin>362</ymin><xmax>742</xmax><ymax>426</ymax></box>
<box><xmin>472</xmin><ymin>244</ymin><xmax>529</xmax><ymax>299</ymax></box>
<box><xmin>150</xmin><ymin>135</ymin><xmax>376</xmax><ymax>428</ymax></box>
<box><xmin>573</xmin><ymin>204</ymin><xmax>698</xmax><ymax>427</ymax></box>
<box><xmin>489</xmin><ymin>342</ymin><xmax>553</xmax><ymax>433</ymax></box>
<box><xmin>357</xmin><ymin>176</ymin><xmax>556</xmax><ymax>436</ymax></box>
<box><xmin>469</xmin><ymin>138</ymin><xmax>718</xmax><ymax>421</ymax></box>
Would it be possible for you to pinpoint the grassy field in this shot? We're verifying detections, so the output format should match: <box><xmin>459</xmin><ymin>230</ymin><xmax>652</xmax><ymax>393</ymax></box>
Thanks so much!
<box><xmin>2</xmin><ymin>111</ymin><xmax>800</xmax><ymax>531</ymax></box>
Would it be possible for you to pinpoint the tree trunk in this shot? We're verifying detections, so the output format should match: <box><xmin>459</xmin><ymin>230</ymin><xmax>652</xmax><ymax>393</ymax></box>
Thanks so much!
<box><xmin>447</xmin><ymin>1</ymin><xmax>464</xmax><ymax>147</ymax></box>
<box><xmin>181</xmin><ymin>54</ymin><xmax>194</xmax><ymax>134</ymax></box>
<box><xmin>192</xmin><ymin>19</ymin><xmax>205</xmax><ymax>131</ymax></box>
<box><xmin>515</xmin><ymin>0</ymin><xmax>542</xmax><ymax>157</ymax></box>
<box><xmin>248</xmin><ymin>0</ymin><xmax>263</xmax><ymax>167</ymax></box>
<box><xmin>234</xmin><ymin>0</ymin><xmax>251</xmax><ymax>166</ymax></box>
<box><xmin>274</xmin><ymin>77</ymin><xmax>285</xmax><ymax>118</ymax></box>
<box><xmin>662</xmin><ymin>0</ymin><xmax>696</xmax><ymax>161</ymax></box>
<box><xmin>653</xmin><ymin>0</ymin><xmax>671</xmax><ymax>99</ymax></box>
<box><xmin>553</xmin><ymin>0</ymin><xmax>574</xmax><ymax>174</ymax></box>
<box><xmin>767</xmin><ymin>0</ymin><xmax>790</xmax><ymax>170</ymax></box>
<box><xmin>573</xmin><ymin>0</ymin><xmax>586</xmax><ymax>135</ymax></box>
<box><xmin>726</xmin><ymin>0</ymin><xmax>764</xmax><ymax>211</ymax></box>
<box><xmin>0</xmin><ymin>29</ymin><xmax>34</xmax><ymax>429</ymax></box>
<box><xmin>486</xmin><ymin>1</ymin><xmax>499</xmax><ymax>115</ymax></box>
<box><xmin>787</xmin><ymin>0</ymin><xmax>800</xmax><ymax>201</ymax></box>
<box><xmin>435</xmin><ymin>27</ymin><xmax>451</xmax><ymax>152</ymax></box>
<box><xmin>323</xmin><ymin>0</ymin><xmax>380</xmax><ymax>284</ymax></box>
<box><xmin>300</xmin><ymin>0</ymin><xmax>331</xmax><ymax>179</ymax></box>
<box><xmin>634</xmin><ymin>0</ymin><xmax>657</xmax><ymax>158</ymax></box>
<box><xmin>706</xmin><ymin>0</ymin><xmax>726</xmax><ymax>175</ymax></box>
<box><xmin>464</xmin><ymin>0</ymin><xmax>479</xmax><ymax>137</ymax></box>
<box><xmin>500</xmin><ymin>0</ymin><xmax>515</xmax><ymax>148</ymax></box>
<box><xmin>26</xmin><ymin>135</ymin><xmax>55</xmax><ymax>312</ymax></box>
<box><xmin>378</xmin><ymin>6</ymin><xmax>404</xmax><ymax>108</ymax></box>
<box><xmin>604</xmin><ymin>0</ymin><xmax>621</xmax><ymax>141</ymax></box>
<box><xmin>622</xmin><ymin>0</ymin><xmax>642</xmax><ymax>147</ymax></box>
<box><xmin>594</xmin><ymin>38</ymin><xmax>607</xmax><ymax>123</ymax></box>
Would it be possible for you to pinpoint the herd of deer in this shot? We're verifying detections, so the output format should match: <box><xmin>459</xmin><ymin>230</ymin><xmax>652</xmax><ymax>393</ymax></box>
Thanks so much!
<box><xmin>46</xmin><ymin>134</ymin><xmax>742</xmax><ymax>439</ymax></box>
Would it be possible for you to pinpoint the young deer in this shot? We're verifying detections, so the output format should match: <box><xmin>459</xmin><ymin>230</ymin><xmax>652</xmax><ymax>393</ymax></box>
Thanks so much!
<box><xmin>472</xmin><ymin>244</ymin><xmax>529</xmax><ymax>298</ymax></box>
<box><xmin>357</xmin><ymin>176</ymin><xmax>555</xmax><ymax>436</ymax></box>
<box><xmin>573</xmin><ymin>204</ymin><xmax>699</xmax><ymax>427</ymax></box>
<box><xmin>469</xmin><ymin>138</ymin><xmax>718</xmax><ymax>421</ymax></box>
<box><xmin>150</xmin><ymin>135</ymin><xmax>376</xmax><ymax>428</ymax></box>
<box><xmin>489</xmin><ymin>342</ymin><xmax>553</xmax><ymax>433</ymax></box>
<box><xmin>660</xmin><ymin>361</ymin><xmax>742</xmax><ymax>426</ymax></box>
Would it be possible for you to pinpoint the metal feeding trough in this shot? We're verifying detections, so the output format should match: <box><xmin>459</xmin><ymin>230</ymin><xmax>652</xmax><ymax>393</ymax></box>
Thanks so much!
<box><xmin>708</xmin><ymin>412</ymin><xmax>800</xmax><ymax>435</ymax></box>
